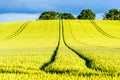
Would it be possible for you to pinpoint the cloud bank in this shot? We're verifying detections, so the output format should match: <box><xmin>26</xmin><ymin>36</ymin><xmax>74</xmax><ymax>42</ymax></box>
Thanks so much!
<box><xmin>0</xmin><ymin>13</ymin><xmax>39</xmax><ymax>22</ymax></box>
<box><xmin>0</xmin><ymin>0</ymin><xmax>119</xmax><ymax>22</ymax></box>
<box><xmin>0</xmin><ymin>0</ymin><xmax>120</xmax><ymax>14</ymax></box>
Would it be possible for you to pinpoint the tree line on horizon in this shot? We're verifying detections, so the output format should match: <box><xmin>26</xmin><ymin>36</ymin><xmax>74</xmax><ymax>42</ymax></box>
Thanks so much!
<box><xmin>39</xmin><ymin>8</ymin><xmax>120</xmax><ymax>20</ymax></box>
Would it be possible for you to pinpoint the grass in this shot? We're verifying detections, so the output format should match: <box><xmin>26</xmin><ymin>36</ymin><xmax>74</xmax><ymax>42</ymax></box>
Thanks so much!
<box><xmin>0</xmin><ymin>20</ymin><xmax>120</xmax><ymax>80</ymax></box>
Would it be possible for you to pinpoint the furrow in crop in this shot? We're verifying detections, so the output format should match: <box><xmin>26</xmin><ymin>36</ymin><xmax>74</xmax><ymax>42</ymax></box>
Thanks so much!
<box><xmin>90</xmin><ymin>20</ymin><xmax>119</xmax><ymax>39</ymax></box>
<box><xmin>40</xmin><ymin>20</ymin><xmax>60</xmax><ymax>71</ymax></box>
<box><xmin>69</xmin><ymin>20</ymin><xmax>105</xmax><ymax>47</ymax></box>
<box><xmin>6</xmin><ymin>21</ymin><xmax>31</xmax><ymax>40</ymax></box>
<box><xmin>68</xmin><ymin>21</ymin><xmax>88</xmax><ymax>45</ymax></box>
<box><xmin>61</xmin><ymin>20</ymin><xmax>93</xmax><ymax>70</ymax></box>
<box><xmin>62</xmin><ymin>20</ymin><xmax>120</xmax><ymax>73</ymax></box>
<box><xmin>62</xmin><ymin>20</ymin><xmax>116</xmax><ymax>72</ymax></box>
<box><xmin>78</xmin><ymin>20</ymin><xmax>93</xmax><ymax>39</ymax></box>
<box><xmin>40</xmin><ymin>20</ymin><xmax>91</xmax><ymax>75</ymax></box>
<box><xmin>77</xmin><ymin>20</ymin><xmax>106</xmax><ymax>47</ymax></box>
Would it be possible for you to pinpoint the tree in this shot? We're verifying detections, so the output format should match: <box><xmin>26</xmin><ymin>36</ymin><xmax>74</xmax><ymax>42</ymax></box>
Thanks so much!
<box><xmin>39</xmin><ymin>11</ymin><xmax>75</xmax><ymax>20</ymax></box>
<box><xmin>61</xmin><ymin>13</ymin><xmax>75</xmax><ymax>19</ymax></box>
<box><xmin>77</xmin><ymin>9</ymin><xmax>96</xmax><ymax>20</ymax></box>
<box><xmin>103</xmin><ymin>8</ymin><xmax>120</xmax><ymax>20</ymax></box>
<box><xmin>39</xmin><ymin>11</ymin><xmax>58</xmax><ymax>20</ymax></box>
<box><xmin>56</xmin><ymin>12</ymin><xmax>63</xmax><ymax>19</ymax></box>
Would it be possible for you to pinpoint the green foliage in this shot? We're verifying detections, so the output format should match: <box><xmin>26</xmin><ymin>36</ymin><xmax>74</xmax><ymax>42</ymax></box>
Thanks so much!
<box><xmin>39</xmin><ymin>11</ymin><xmax>59</xmax><ymax>20</ymax></box>
<box><xmin>56</xmin><ymin>12</ymin><xmax>63</xmax><ymax>19</ymax></box>
<box><xmin>103</xmin><ymin>8</ymin><xmax>120</xmax><ymax>20</ymax></box>
<box><xmin>77</xmin><ymin>9</ymin><xmax>96</xmax><ymax>20</ymax></box>
<box><xmin>39</xmin><ymin>11</ymin><xmax>75</xmax><ymax>20</ymax></box>
<box><xmin>61</xmin><ymin>13</ymin><xmax>75</xmax><ymax>19</ymax></box>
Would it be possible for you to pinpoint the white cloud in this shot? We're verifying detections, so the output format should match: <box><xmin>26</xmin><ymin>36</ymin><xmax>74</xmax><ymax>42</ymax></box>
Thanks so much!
<box><xmin>0</xmin><ymin>13</ymin><xmax>40</xmax><ymax>22</ymax></box>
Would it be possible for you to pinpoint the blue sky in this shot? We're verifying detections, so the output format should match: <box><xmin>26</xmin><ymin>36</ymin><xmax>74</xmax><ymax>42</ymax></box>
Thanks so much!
<box><xmin>0</xmin><ymin>0</ymin><xmax>120</xmax><ymax>22</ymax></box>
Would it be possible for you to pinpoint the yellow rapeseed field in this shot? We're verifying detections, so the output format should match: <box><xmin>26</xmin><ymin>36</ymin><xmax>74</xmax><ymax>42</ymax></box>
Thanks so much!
<box><xmin>0</xmin><ymin>20</ymin><xmax>120</xmax><ymax>80</ymax></box>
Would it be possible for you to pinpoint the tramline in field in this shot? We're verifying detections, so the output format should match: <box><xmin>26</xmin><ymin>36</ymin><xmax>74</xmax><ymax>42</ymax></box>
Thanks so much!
<box><xmin>0</xmin><ymin>20</ymin><xmax>120</xmax><ymax>80</ymax></box>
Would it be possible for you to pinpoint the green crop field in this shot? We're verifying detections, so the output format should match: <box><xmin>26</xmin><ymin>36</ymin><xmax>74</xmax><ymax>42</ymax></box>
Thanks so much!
<box><xmin>0</xmin><ymin>20</ymin><xmax>120</xmax><ymax>80</ymax></box>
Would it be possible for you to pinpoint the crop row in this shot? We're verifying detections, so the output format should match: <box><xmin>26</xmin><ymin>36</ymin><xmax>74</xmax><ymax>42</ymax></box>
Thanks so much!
<box><xmin>64</xmin><ymin>20</ymin><xmax>120</xmax><ymax>73</ymax></box>
<box><xmin>0</xmin><ymin>20</ymin><xmax>120</xmax><ymax>79</ymax></box>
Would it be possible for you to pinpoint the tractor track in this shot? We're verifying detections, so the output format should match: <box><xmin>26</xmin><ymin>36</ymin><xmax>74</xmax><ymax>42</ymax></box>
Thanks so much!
<box><xmin>90</xmin><ymin>20</ymin><xmax>120</xmax><ymax>39</ymax></box>
<box><xmin>6</xmin><ymin>21</ymin><xmax>31</xmax><ymax>40</ymax></box>
<box><xmin>70</xmin><ymin>22</ymin><xmax>105</xmax><ymax>48</ymax></box>
<box><xmin>40</xmin><ymin>20</ymin><xmax>103</xmax><ymax>73</ymax></box>
<box><xmin>61</xmin><ymin>20</ymin><xmax>94</xmax><ymax>70</ymax></box>
<box><xmin>40</xmin><ymin>20</ymin><xmax>94</xmax><ymax>74</ymax></box>
<box><xmin>77</xmin><ymin>20</ymin><xmax>106</xmax><ymax>47</ymax></box>
<box><xmin>78</xmin><ymin>20</ymin><xmax>93</xmax><ymax>39</ymax></box>
<box><xmin>66</xmin><ymin>20</ymin><xmax>120</xmax><ymax>72</ymax></box>
<box><xmin>40</xmin><ymin>20</ymin><xmax>92</xmax><ymax>74</ymax></box>
<box><xmin>40</xmin><ymin>20</ymin><xmax>118</xmax><ymax>74</ymax></box>
<box><xmin>1</xmin><ymin>20</ymin><xmax>120</xmax><ymax>76</ymax></box>
<box><xmin>68</xmin><ymin>21</ymin><xmax>88</xmax><ymax>45</ymax></box>
<box><xmin>40</xmin><ymin>20</ymin><xmax>61</xmax><ymax>71</ymax></box>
